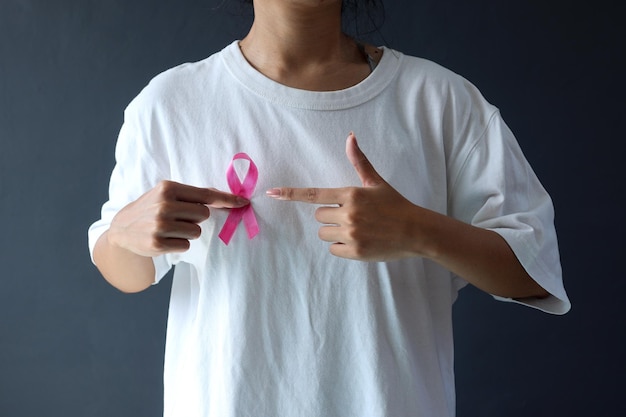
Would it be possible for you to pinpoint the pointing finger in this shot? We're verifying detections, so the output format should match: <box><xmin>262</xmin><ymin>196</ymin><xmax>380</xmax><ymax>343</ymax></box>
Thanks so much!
<box><xmin>266</xmin><ymin>187</ymin><xmax>346</xmax><ymax>205</ymax></box>
<box><xmin>204</xmin><ymin>188</ymin><xmax>250</xmax><ymax>209</ymax></box>
<box><xmin>156</xmin><ymin>181</ymin><xmax>249</xmax><ymax>208</ymax></box>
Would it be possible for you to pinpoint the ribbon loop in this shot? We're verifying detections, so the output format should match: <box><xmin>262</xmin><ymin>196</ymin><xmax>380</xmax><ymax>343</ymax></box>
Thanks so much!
<box><xmin>218</xmin><ymin>153</ymin><xmax>259</xmax><ymax>245</ymax></box>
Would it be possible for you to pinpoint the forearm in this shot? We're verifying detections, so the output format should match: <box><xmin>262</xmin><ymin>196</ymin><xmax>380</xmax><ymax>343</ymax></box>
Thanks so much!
<box><xmin>414</xmin><ymin>208</ymin><xmax>549</xmax><ymax>299</ymax></box>
<box><xmin>93</xmin><ymin>230</ymin><xmax>156</xmax><ymax>293</ymax></box>
<box><xmin>90</xmin><ymin>182</ymin><xmax>249</xmax><ymax>293</ymax></box>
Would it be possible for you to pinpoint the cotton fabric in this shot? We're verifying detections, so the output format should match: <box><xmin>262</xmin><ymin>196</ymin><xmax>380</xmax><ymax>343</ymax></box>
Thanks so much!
<box><xmin>89</xmin><ymin>41</ymin><xmax>570</xmax><ymax>417</ymax></box>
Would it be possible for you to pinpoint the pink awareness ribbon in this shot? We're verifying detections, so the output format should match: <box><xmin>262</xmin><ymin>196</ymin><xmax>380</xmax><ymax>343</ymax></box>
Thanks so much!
<box><xmin>218</xmin><ymin>153</ymin><xmax>259</xmax><ymax>245</ymax></box>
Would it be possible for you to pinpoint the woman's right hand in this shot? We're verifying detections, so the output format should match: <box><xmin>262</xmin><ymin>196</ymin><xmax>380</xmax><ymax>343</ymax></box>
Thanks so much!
<box><xmin>107</xmin><ymin>180</ymin><xmax>249</xmax><ymax>257</ymax></box>
<box><xmin>94</xmin><ymin>180</ymin><xmax>249</xmax><ymax>292</ymax></box>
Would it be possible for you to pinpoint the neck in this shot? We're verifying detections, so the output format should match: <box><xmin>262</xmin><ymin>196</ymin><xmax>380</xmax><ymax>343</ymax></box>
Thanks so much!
<box><xmin>239</xmin><ymin>0</ymin><xmax>371</xmax><ymax>91</ymax></box>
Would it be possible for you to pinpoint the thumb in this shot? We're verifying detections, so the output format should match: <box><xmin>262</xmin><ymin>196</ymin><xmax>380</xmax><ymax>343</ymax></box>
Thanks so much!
<box><xmin>345</xmin><ymin>132</ymin><xmax>384</xmax><ymax>187</ymax></box>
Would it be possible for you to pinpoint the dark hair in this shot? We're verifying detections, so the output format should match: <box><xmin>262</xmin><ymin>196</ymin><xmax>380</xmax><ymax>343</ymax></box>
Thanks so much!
<box><xmin>341</xmin><ymin>0</ymin><xmax>385</xmax><ymax>40</ymax></box>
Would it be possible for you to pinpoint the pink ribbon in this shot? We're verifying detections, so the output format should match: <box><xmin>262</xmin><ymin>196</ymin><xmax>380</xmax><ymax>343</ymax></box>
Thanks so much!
<box><xmin>218</xmin><ymin>153</ymin><xmax>259</xmax><ymax>245</ymax></box>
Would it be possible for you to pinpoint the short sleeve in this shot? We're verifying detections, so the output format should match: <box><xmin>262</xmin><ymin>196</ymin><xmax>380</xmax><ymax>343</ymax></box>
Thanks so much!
<box><xmin>88</xmin><ymin>93</ymin><xmax>174</xmax><ymax>284</ymax></box>
<box><xmin>448</xmin><ymin>111</ymin><xmax>570</xmax><ymax>315</ymax></box>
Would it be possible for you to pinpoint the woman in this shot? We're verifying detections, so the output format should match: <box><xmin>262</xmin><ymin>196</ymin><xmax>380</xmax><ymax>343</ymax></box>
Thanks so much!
<box><xmin>89</xmin><ymin>1</ymin><xmax>570</xmax><ymax>416</ymax></box>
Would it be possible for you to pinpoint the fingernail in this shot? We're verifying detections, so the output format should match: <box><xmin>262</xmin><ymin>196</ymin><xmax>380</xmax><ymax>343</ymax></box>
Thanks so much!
<box><xmin>236</xmin><ymin>197</ymin><xmax>250</xmax><ymax>205</ymax></box>
<box><xmin>266</xmin><ymin>188</ymin><xmax>281</xmax><ymax>198</ymax></box>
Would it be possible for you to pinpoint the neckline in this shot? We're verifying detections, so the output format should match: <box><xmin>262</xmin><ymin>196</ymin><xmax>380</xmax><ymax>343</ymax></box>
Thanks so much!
<box><xmin>220</xmin><ymin>40</ymin><xmax>402</xmax><ymax>111</ymax></box>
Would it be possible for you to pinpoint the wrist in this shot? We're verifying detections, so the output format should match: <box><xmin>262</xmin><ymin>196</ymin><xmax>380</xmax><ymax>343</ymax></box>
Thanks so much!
<box><xmin>405</xmin><ymin>205</ymin><xmax>448</xmax><ymax>261</ymax></box>
<box><xmin>105</xmin><ymin>225</ymin><xmax>125</xmax><ymax>252</ymax></box>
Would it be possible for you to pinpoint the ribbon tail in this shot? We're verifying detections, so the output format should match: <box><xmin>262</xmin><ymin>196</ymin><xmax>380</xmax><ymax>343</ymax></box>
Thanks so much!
<box><xmin>219</xmin><ymin>208</ymin><xmax>245</xmax><ymax>245</ymax></box>
<box><xmin>242</xmin><ymin>206</ymin><xmax>259</xmax><ymax>240</ymax></box>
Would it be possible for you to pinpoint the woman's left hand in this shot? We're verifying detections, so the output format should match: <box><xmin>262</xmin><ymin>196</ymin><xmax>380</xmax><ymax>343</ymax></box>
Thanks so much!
<box><xmin>266</xmin><ymin>132</ymin><xmax>427</xmax><ymax>261</ymax></box>
<box><xmin>267</xmin><ymin>132</ymin><xmax>550</xmax><ymax>298</ymax></box>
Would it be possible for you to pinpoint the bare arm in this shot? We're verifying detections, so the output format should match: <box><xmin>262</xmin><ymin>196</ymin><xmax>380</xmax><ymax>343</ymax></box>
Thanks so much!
<box><xmin>267</xmin><ymin>133</ymin><xmax>548</xmax><ymax>299</ymax></box>
<box><xmin>407</xmin><ymin>206</ymin><xmax>548</xmax><ymax>299</ymax></box>
<box><xmin>93</xmin><ymin>180</ymin><xmax>249</xmax><ymax>293</ymax></box>
<box><xmin>93</xmin><ymin>230</ymin><xmax>156</xmax><ymax>293</ymax></box>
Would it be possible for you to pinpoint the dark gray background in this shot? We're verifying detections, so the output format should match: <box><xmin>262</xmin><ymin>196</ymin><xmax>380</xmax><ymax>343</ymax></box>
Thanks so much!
<box><xmin>1</xmin><ymin>0</ymin><xmax>623</xmax><ymax>416</ymax></box>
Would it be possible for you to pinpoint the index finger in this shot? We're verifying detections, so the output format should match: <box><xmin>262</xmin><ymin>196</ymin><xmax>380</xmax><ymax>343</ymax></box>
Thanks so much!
<box><xmin>203</xmin><ymin>187</ymin><xmax>250</xmax><ymax>208</ymax></box>
<box><xmin>158</xmin><ymin>181</ymin><xmax>249</xmax><ymax>208</ymax></box>
<box><xmin>266</xmin><ymin>187</ymin><xmax>346</xmax><ymax>205</ymax></box>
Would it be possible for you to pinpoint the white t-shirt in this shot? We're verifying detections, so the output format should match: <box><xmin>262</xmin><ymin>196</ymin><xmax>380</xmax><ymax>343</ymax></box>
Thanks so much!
<box><xmin>89</xmin><ymin>41</ymin><xmax>570</xmax><ymax>417</ymax></box>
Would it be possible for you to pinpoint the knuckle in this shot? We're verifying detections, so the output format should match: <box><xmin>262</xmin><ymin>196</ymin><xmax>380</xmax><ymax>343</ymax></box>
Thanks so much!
<box><xmin>156</xmin><ymin>180</ymin><xmax>176</xmax><ymax>198</ymax></box>
<box><xmin>345</xmin><ymin>187</ymin><xmax>362</xmax><ymax>202</ymax></box>
<box><xmin>346</xmin><ymin>226</ymin><xmax>360</xmax><ymax>241</ymax></box>
<box><xmin>284</xmin><ymin>188</ymin><xmax>294</xmax><ymax>200</ymax></box>
<box><xmin>306</xmin><ymin>188</ymin><xmax>318</xmax><ymax>202</ymax></box>
<box><xmin>345</xmin><ymin>211</ymin><xmax>357</xmax><ymax>225</ymax></box>
<box><xmin>353</xmin><ymin>244</ymin><xmax>369</xmax><ymax>259</ymax></box>
<box><xmin>149</xmin><ymin>236</ymin><xmax>167</xmax><ymax>252</ymax></box>
<box><xmin>202</xmin><ymin>189</ymin><xmax>215</xmax><ymax>204</ymax></box>
<box><xmin>152</xmin><ymin>216</ymin><xmax>172</xmax><ymax>231</ymax></box>
<box><xmin>345</xmin><ymin>210</ymin><xmax>363</xmax><ymax>226</ymax></box>
<box><xmin>349</xmin><ymin>235</ymin><xmax>370</xmax><ymax>256</ymax></box>
<box><xmin>154</xmin><ymin>201</ymin><xmax>173</xmax><ymax>218</ymax></box>
<box><xmin>153</xmin><ymin>217</ymin><xmax>170</xmax><ymax>232</ymax></box>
